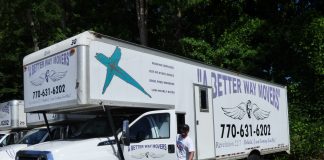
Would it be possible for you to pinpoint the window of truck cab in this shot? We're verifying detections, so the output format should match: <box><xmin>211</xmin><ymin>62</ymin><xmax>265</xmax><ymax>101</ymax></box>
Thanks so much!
<box><xmin>18</xmin><ymin>129</ymin><xmax>48</xmax><ymax>145</ymax></box>
<box><xmin>129</xmin><ymin>113</ymin><xmax>170</xmax><ymax>143</ymax></box>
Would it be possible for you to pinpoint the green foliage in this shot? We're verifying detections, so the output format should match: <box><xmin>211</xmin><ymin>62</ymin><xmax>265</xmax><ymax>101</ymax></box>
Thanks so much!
<box><xmin>289</xmin><ymin>117</ymin><xmax>324</xmax><ymax>159</ymax></box>
<box><xmin>215</xmin><ymin>17</ymin><xmax>264</xmax><ymax>72</ymax></box>
<box><xmin>180</xmin><ymin>37</ymin><xmax>214</xmax><ymax>65</ymax></box>
<box><xmin>292</xmin><ymin>17</ymin><xmax>324</xmax><ymax>76</ymax></box>
<box><xmin>179</xmin><ymin>17</ymin><xmax>264</xmax><ymax>72</ymax></box>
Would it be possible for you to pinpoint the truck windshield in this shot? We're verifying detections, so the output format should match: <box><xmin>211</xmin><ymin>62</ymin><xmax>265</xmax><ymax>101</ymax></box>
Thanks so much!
<box><xmin>17</xmin><ymin>129</ymin><xmax>48</xmax><ymax>145</ymax></box>
<box><xmin>70</xmin><ymin>117</ymin><xmax>118</xmax><ymax>139</ymax></box>
<box><xmin>0</xmin><ymin>134</ymin><xmax>4</xmax><ymax>140</ymax></box>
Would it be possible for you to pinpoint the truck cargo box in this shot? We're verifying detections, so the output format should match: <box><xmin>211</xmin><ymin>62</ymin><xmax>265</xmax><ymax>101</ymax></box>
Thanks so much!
<box><xmin>23</xmin><ymin>31</ymin><xmax>178</xmax><ymax>112</ymax></box>
<box><xmin>0</xmin><ymin>100</ymin><xmax>26</xmax><ymax>130</ymax></box>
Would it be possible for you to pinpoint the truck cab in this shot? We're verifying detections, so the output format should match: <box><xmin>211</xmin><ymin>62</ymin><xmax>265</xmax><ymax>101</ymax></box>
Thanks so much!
<box><xmin>16</xmin><ymin>109</ymin><xmax>178</xmax><ymax>160</ymax></box>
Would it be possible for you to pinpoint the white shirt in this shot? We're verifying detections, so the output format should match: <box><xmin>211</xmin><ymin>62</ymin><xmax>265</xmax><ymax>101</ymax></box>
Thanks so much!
<box><xmin>176</xmin><ymin>134</ymin><xmax>195</xmax><ymax>160</ymax></box>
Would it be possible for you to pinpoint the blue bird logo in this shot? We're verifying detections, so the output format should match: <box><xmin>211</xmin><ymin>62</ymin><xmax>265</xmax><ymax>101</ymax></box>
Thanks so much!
<box><xmin>30</xmin><ymin>70</ymin><xmax>67</xmax><ymax>86</ymax></box>
<box><xmin>95</xmin><ymin>47</ymin><xmax>151</xmax><ymax>98</ymax></box>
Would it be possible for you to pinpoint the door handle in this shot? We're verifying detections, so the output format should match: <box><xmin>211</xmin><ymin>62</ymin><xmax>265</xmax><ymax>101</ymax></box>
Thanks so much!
<box><xmin>168</xmin><ymin>144</ymin><xmax>175</xmax><ymax>153</ymax></box>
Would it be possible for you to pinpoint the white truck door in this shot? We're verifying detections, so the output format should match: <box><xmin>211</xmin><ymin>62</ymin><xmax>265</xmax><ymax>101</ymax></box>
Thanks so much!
<box><xmin>194</xmin><ymin>85</ymin><xmax>216</xmax><ymax>159</ymax></box>
<box><xmin>124</xmin><ymin>110</ymin><xmax>177</xmax><ymax>160</ymax></box>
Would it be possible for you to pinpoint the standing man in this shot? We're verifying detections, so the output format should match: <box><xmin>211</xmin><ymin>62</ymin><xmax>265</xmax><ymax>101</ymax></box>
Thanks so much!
<box><xmin>176</xmin><ymin>124</ymin><xmax>195</xmax><ymax>160</ymax></box>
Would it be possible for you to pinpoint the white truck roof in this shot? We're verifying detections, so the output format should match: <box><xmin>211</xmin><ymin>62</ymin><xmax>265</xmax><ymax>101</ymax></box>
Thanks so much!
<box><xmin>23</xmin><ymin>32</ymin><xmax>95</xmax><ymax>65</ymax></box>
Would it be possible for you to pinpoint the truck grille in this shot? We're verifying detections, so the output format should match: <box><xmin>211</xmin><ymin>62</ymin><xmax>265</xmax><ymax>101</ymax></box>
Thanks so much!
<box><xmin>17</xmin><ymin>157</ymin><xmax>40</xmax><ymax>160</ymax></box>
<box><xmin>16</xmin><ymin>150</ymin><xmax>52</xmax><ymax>160</ymax></box>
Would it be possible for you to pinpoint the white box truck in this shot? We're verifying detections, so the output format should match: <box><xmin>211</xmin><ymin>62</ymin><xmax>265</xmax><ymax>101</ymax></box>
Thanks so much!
<box><xmin>0</xmin><ymin>100</ymin><xmax>27</xmax><ymax>147</ymax></box>
<box><xmin>0</xmin><ymin>100</ymin><xmax>26</xmax><ymax>131</ymax></box>
<box><xmin>17</xmin><ymin>31</ymin><xmax>290</xmax><ymax>160</ymax></box>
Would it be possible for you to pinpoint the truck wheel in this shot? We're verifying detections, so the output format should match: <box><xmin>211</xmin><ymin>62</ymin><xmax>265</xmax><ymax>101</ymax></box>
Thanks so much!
<box><xmin>247</xmin><ymin>154</ymin><xmax>262</xmax><ymax>160</ymax></box>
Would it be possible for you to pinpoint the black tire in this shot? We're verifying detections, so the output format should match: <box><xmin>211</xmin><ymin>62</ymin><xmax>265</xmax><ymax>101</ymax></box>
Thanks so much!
<box><xmin>247</xmin><ymin>154</ymin><xmax>262</xmax><ymax>160</ymax></box>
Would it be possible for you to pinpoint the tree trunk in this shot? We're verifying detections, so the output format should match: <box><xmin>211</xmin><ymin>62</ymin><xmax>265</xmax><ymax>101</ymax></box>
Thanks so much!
<box><xmin>175</xmin><ymin>0</ymin><xmax>182</xmax><ymax>41</ymax></box>
<box><xmin>26</xmin><ymin>9</ymin><xmax>39</xmax><ymax>51</ymax></box>
<box><xmin>136</xmin><ymin>0</ymin><xmax>148</xmax><ymax>46</ymax></box>
<box><xmin>59</xmin><ymin>0</ymin><xmax>68</xmax><ymax>30</ymax></box>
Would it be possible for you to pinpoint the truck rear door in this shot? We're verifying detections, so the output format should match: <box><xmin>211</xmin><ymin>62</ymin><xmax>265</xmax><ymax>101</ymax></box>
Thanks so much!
<box><xmin>123</xmin><ymin>110</ymin><xmax>177</xmax><ymax>159</ymax></box>
<box><xmin>194</xmin><ymin>85</ymin><xmax>215</xmax><ymax>159</ymax></box>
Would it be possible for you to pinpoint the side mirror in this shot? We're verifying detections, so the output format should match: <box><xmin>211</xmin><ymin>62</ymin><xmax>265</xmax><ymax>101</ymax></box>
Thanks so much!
<box><xmin>121</xmin><ymin>120</ymin><xmax>130</xmax><ymax>146</ymax></box>
<box><xmin>0</xmin><ymin>143</ymin><xmax>3</xmax><ymax>147</ymax></box>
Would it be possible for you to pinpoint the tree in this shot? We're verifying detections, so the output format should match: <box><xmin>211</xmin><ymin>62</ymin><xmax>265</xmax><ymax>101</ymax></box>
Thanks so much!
<box><xmin>136</xmin><ymin>0</ymin><xmax>148</xmax><ymax>46</ymax></box>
